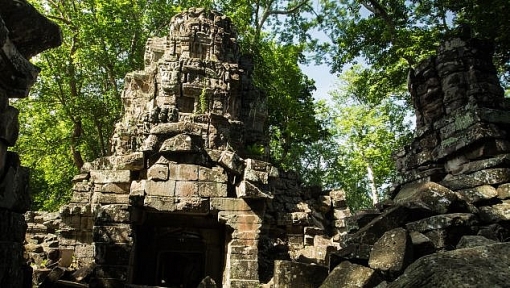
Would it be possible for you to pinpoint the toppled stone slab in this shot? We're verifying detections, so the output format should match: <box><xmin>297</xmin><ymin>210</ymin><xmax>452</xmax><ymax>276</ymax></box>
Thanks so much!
<box><xmin>479</xmin><ymin>200</ymin><xmax>510</xmax><ymax>222</ymax></box>
<box><xmin>440</xmin><ymin>168</ymin><xmax>510</xmax><ymax>190</ymax></box>
<box><xmin>455</xmin><ymin>235</ymin><xmax>498</xmax><ymax>249</ymax></box>
<box><xmin>455</xmin><ymin>185</ymin><xmax>498</xmax><ymax>203</ymax></box>
<box><xmin>273</xmin><ymin>260</ymin><xmax>328</xmax><ymax>288</ymax></box>
<box><xmin>387</xmin><ymin>243</ymin><xmax>510</xmax><ymax>288</ymax></box>
<box><xmin>344</xmin><ymin>206</ymin><xmax>413</xmax><ymax>246</ymax></box>
<box><xmin>393</xmin><ymin>182</ymin><xmax>459</xmax><ymax>214</ymax></box>
<box><xmin>405</xmin><ymin>213</ymin><xmax>479</xmax><ymax>233</ymax></box>
<box><xmin>320</xmin><ymin>261</ymin><xmax>382</xmax><ymax>288</ymax></box>
<box><xmin>368</xmin><ymin>228</ymin><xmax>413</xmax><ymax>276</ymax></box>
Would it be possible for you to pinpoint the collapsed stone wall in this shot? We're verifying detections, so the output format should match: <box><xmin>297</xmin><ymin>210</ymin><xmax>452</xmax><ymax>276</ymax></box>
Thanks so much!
<box><xmin>276</xmin><ymin>34</ymin><xmax>510</xmax><ymax>288</ymax></box>
<box><xmin>0</xmin><ymin>1</ymin><xmax>61</xmax><ymax>287</ymax></box>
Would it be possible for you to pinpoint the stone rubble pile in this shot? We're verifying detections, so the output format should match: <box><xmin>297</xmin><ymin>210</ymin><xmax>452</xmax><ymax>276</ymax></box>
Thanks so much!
<box><xmin>0</xmin><ymin>1</ymin><xmax>61</xmax><ymax>287</ymax></box>
<box><xmin>307</xmin><ymin>34</ymin><xmax>510</xmax><ymax>287</ymax></box>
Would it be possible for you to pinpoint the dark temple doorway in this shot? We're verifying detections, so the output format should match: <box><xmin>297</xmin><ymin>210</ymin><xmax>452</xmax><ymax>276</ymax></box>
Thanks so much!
<box><xmin>132</xmin><ymin>212</ymin><xmax>226</xmax><ymax>287</ymax></box>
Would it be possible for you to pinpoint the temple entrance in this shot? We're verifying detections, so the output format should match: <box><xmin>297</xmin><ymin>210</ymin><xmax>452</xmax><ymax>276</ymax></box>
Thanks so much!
<box><xmin>132</xmin><ymin>212</ymin><xmax>226</xmax><ymax>287</ymax></box>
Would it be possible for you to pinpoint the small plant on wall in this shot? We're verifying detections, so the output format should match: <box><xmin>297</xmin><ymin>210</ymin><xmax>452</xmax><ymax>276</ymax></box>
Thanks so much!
<box><xmin>199</xmin><ymin>86</ymin><xmax>208</xmax><ymax>114</ymax></box>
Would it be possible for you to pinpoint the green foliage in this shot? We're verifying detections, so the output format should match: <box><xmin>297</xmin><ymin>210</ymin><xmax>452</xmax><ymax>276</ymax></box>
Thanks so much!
<box><xmin>313</xmin><ymin>0</ymin><xmax>510</xmax><ymax>91</ymax></box>
<box><xmin>199</xmin><ymin>87</ymin><xmax>208</xmax><ymax>114</ymax></box>
<box><xmin>253</xmin><ymin>41</ymin><xmax>328</xmax><ymax>172</ymax></box>
<box><xmin>326</xmin><ymin>65</ymin><xmax>413</xmax><ymax>210</ymax></box>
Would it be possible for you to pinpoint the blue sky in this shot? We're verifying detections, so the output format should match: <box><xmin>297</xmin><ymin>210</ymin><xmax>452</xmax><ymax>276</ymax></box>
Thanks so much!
<box><xmin>301</xmin><ymin>62</ymin><xmax>337</xmax><ymax>102</ymax></box>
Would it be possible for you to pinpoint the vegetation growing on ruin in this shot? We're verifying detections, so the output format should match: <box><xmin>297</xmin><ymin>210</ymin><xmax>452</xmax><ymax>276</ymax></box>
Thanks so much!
<box><xmin>15</xmin><ymin>0</ymin><xmax>510</xmax><ymax>211</ymax></box>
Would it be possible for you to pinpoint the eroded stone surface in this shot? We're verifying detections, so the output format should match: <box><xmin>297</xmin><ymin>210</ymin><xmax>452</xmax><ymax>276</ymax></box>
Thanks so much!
<box><xmin>387</xmin><ymin>243</ymin><xmax>510</xmax><ymax>288</ymax></box>
<box><xmin>320</xmin><ymin>261</ymin><xmax>382</xmax><ymax>288</ymax></box>
<box><xmin>368</xmin><ymin>228</ymin><xmax>413</xmax><ymax>276</ymax></box>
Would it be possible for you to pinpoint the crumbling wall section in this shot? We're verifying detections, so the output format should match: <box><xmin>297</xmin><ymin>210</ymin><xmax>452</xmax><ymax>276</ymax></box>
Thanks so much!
<box><xmin>313</xmin><ymin>34</ymin><xmax>510</xmax><ymax>288</ymax></box>
<box><xmin>0</xmin><ymin>1</ymin><xmax>61</xmax><ymax>287</ymax></box>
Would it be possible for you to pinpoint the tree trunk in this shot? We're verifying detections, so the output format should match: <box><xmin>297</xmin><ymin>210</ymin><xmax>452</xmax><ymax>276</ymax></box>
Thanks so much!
<box><xmin>71</xmin><ymin>121</ymin><xmax>84</xmax><ymax>169</ymax></box>
<box><xmin>366</xmin><ymin>163</ymin><xmax>378</xmax><ymax>205</ymax></box>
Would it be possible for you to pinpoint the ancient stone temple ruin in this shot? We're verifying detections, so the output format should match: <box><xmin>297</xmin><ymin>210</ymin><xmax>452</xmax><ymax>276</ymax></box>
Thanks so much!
<box><xmin>0</xmin><ymin>1</ymin><xmax>61</xmax><ymax>287</ymax></box>
<box><xmin>24</xmin><ymin>8</ymin><xmax>347</xmax><ymax>288</ymax></box>
<box><xmin>21</xmin><ymin>6</ymin><xmax>510</xmax><ymax>288</ymax></box>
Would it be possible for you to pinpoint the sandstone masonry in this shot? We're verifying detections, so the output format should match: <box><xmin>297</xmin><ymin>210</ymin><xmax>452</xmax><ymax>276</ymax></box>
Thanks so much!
<box><xmin>25</xmin><ymin>8</ymin><xmax>349</xmax><ymax>288</ymax></box>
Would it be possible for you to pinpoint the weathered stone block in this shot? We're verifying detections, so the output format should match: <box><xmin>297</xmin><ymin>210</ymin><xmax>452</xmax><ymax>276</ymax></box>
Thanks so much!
<box><xmin>405</xmin><ymin>213</ymin><xmax>479</xmax><ymax>233</ymax></box>
<box><xmin>72</xmin><ymin>173</ymin><xmax>90</xmax><ymax>183</ymax></box>
<box><xmin>320</xmin><ymin>261</ymin><xmax>381</xmax><ymax>288</ymax></box>
<box><xmin>497</xmin><ymin>183</ymin><xmax>510</xmax><ymax>199</ymax></box>
<box><xmin>175</xmin><ymin>181</ymin><xmax>199</xmax><ymax>197</ymax></box>
<box><xmin>449</xmin><ymin>154</ymin><xmax>510</xmax><ymax>175</ymax></box>
<box><xmin>93</xmin><ymin>224</ymin><xmax>132</xmax><ymax>243</ymax></box>
<box><xmin>198</xmin><ymin>182</ymin><xmax>227</xmax><ymax>197</ymax></box>
<box><xmin>129</xmin><ymin>180</ymin><xmax>145</xmax><ymax>204</ymax></box>
<box><xmin>150</xmin><ymin>122</ymin><xmax>202</xmax><ymax>136</ymax></box>
<box><xmin>409</xmin><ymin>231</ymin><xmax>435</xmax><ymax>259</ymax></box>
<box><xmin>479</xmin><ymin>200</ymin><xmax>510</xmax><ymax>222</ymax></box>
<box><xmin>145</xmin><ymin>179</ymin><xmax>175</xmax><ymax>196</ymax></box>
<box><xmin>393</xmin><ymin>181</ymin><xmax>460</xmax><ymax>214</ymax></box>
<box><xmin>169</xmin><ymin>163</ymin><xmax>199</xmax><ymax>180</ymax></box>
<box><xmin>464</xmin><ymin>139</ymin><xmax>510</xmax><ymax>160</ymax></box>
<box><xmin>344</xmin><ymin>206</ymin><xmax>413</xmax><ymax>246</ymax></box>
<box><xmin>440</xmin><ymin>168</ymin><xmax>510</xmax><ymax>190</ymax></box>
<box><xmin>218</xmin><ymin>151</ymin><xmax>245</xmax><ymax>175</ymax></box>
<box><xmin>95</xmin><ymin>204</ymin><xmax>131</xmax><ymax>224</ymax></box>
<box><xmin>386</xmin><ymin>243</ymin><xmax>510</xmax><ymax>288</ymax></box>
<box><xmin>144</xmin><ymin>196</ymin><xmax>209</xmax><ymax>214</ymax></box>
<box><xmin>90</xmin><ymin>170</ymin><xmax>131</xmax><ymax>184</ymax></box>
<box><xmin>456</xmin><ymin>185</ymin><xmax>498</xmax><ymax>203</ymax></box>
<box><xmin>368</xmin><ymin>228</ymin><xmax>413</xmax><ymax>276</ymax></box>
<box><xmin>273</xmin><ymin>260</ymin><xmax>328</xmax><ymax>288</ymax></box>
<box><xmin>73</xmin><ymin>181</ymin><xmax>92</xmax><ymax>192</ymax></box>
<box><xmin>210</xmin><ymin>198</ymin><xmax>254</xmax><ymax>211</ymax></box>
<box><xmin>330</xmin><ymin>190</ymin><xmax>348</xmax><ymax>208</ymax></box>
<box><xmin>218</xmin><ymin>211</ymin><xmax>262</xmax><ymax>227</ymax></box>
<box><xmin>71</xmin><ymin>191</ymin><xmax>92</xmax><ymax>203</ymax></box>
<box><xmin>433</xmin><ymin>123</ymin><xmax>507</xmax><ymax>160</ymax></box>
<box><xmin>90</xmin><ymin>153</ymin><xmax>145</xmax><ymax>171</ymax></box>
<box><xmin>199</xmin><ymin>166</ymin><xmax>228</xmax><ymax>183</ymax></box>
<box><xmin>94</xmin><ymin>193</ymin><xmax>130</xmax><ymax>205</ymax></box>
<box><xmin>232</xmin><ymin>230</ymin><xmax>260</xmax><ymax>240</ymax></box>
<box><xmin>456</xmin><ymin>235</ymin><xmax>498</xmax><ymax>249</ymax></box>
<box><xmin>229</xmin><ymin>280</ymin><xmax>260</xmax><ymax>288</ymax></box>
<box><xmin>333</xmin><ymin>209</ymin><xmax>350</xmax><ymax>220</ymax></box>
<box><xmin>236</xmin><ymin>180</ymin><xmax>272</xmax><ymax>199</ymax></box>
<box><xmin>148</xmin><ymin>163</ymin><xmax>169</xmax><ymax>181</ymax></box>
<box><xmin>100</xmin><ymin>183</ymin><xmax>131</xmax><ymax>194</ymax></box>
<box><xmin>159</xmin><ymin>133</ymin><xmax>204</xmax><ymax>153</ymax></box>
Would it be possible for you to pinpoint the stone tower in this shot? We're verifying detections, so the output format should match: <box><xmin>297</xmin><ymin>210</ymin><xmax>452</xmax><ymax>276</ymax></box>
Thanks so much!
<box><xmin>52</xmin><ymin>8</ymin><xmax>344</xmax><ymax>288</ymax></box>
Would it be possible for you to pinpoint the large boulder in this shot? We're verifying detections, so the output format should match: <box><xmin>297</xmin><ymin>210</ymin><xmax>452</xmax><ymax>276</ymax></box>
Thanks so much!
<box><xmin>387</xmin><ymin>243</ymin><xmax>510</xmax><ymax>288</ymax></box>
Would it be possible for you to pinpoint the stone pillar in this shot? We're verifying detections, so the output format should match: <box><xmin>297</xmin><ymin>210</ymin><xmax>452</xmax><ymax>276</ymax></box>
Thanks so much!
<box><xmin>397</xmin><ymin>35</ymin><xmax>509</xmax><ymax>191</ymax></box>
<box><xmin>0</xmin><ymin>1</ymin><xmax>61</xmax><ymax>287</ymax></box>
